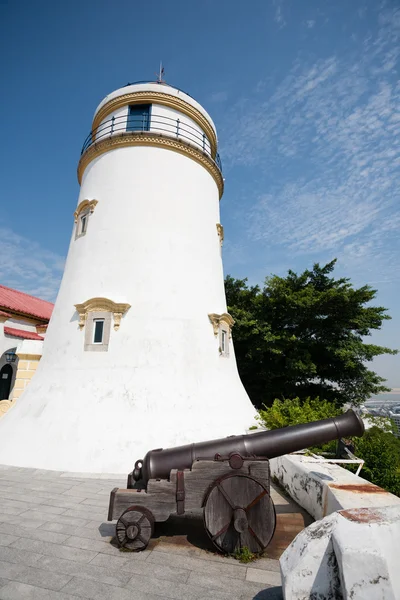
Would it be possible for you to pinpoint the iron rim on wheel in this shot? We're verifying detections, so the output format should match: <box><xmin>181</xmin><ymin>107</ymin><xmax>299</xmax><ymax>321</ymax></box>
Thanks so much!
<box><xmin>116</xmin><ymin>505</ymin><xmax>155</xmax><ymax>551</ymax></box>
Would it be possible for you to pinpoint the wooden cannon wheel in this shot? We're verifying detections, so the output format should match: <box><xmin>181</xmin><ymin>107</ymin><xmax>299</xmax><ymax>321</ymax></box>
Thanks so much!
<box><xmin>116</xmin><ymin>505</ymin><xmax>155</xmax><ymax>551</ymax></box>
<box><xmin>203</xmin><ymin>473</ymin><xmax>276</xmax><ymax>555</ymax></box>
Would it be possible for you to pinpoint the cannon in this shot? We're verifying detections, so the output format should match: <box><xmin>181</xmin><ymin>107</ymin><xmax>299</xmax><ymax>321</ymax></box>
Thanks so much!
<box><xmin>108</xmin><ymin>410</ymin><xmax>364</xmax><ymax>554</ymax></box>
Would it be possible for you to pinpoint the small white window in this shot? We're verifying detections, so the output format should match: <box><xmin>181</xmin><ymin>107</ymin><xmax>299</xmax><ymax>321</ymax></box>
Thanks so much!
<box><xmin>84</xmin><ymin>312</ymin><xmax>111</xmax><ymax>351</ymax></box>
<box><xmin>80</xmin><ymin>214</ymin><xmax>88</xmax><ymax>235</ymax></box>
<box><xmin>220</xmin><ymin>327</ymin><xmax>229</xmax><ymax>357</ymax></box>
<box><xmin>93</xmin><ymin>319</ymin><xmax>105</xmax><ymax>344</ymax></box>
<box><xmin>221</xmin><ymin>330</ymin><xmax>227</xmax><ymax>353</ymax></box>
<box><xmin>75</xmin><ymin>210</ymin><xmax>90</xmax><ymax>239</ymax></box>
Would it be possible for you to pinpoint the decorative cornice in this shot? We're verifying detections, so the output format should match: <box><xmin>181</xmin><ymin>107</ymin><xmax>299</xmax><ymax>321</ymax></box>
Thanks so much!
<box><xmin>74</xmin><ymin>199</ymin><xmax>98</xmax><ymax>222</ymax></box>
<box><xmin>77</xmin><ymin>133</ymin><xmax>224</xmax><ymax>198</ymax></box>
<box><xmin>92</xmin><ymin>90</ymin><xmax>217</xmax><ymax>158</ymax></box>
<box><xmin>216</xmin><ymin>223</ymin><xmax>224</xmax><ymax>246</ymax></box>
<box><xmin>16</xmin><ymin>353</ymin><xmax>42</xmax><ymax>361</ymax></box>
<box><xmin>74</xmin><ymin>298</ymin><xmax>131</xmax><ymax>331</ymax></box>
<box><xmin>208</xmin><ymin>312</ymin><xmax>235</xmax><ymax>336</ymax></box>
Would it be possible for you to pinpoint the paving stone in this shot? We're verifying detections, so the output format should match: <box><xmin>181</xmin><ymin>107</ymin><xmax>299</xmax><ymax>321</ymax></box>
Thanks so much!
<box><xmin>0</xmin><ymin>559</ymin><xmax>72</xmax><ymax>591</ymax></box>
<box><xmin>125</xmin><ymin>574</ymin><xmax>233</xmax><ymax>600</ymax></box>
<box><xmin>39</xmin><ymin>522</ymin><xmax>112</xmax><ymax>542</ymax></box>
<box><xmin>61</xmin><ymin>576</ymin><xmax>163</xmax><ymax>600</ymax></box>
<box><xmin>0</xmin><ymin>561</ymin><xmax>24</xmax><ymax>580</ymax></box>
<box><xmin>246</xmin><ymin>557</ymin><xmax>281</xmax><ymax>572</ymax></box>
<box><xmin>0</xmin><ymin>579</ymin><xmax>8</xmax><ymax>588</ymax></box>
<box><xmin>0</xmin><ymin>517</ymin><xmax>46</xmax><ymax>531</ymax></box>
<box><xmin>187</xmin><ymin>571</ymin><xmax>265</xmax><ymax>596</ymax></box>
<box><xmin>246</xmin><ymin>567</ymin><xmax>282</xmax><ymax>586</ymax></box>
<box><xmin>89</xmin><ymin>551</ymin><xmax>150</xmax><ymax>570</ymax></box>
<box><xmin>146</xmin><ymin>550</ymin><xmax>246</xmax><ymax>580</ymax></box>
<box><xmin>0</xmin><ymin>491</ymin><xmax>47</xmax><ymax>506</ymax></box>
<box><xmin>240</xmin><ymin>586</ymin><xmax>284</xmax><ymax>600</ymax></box>
<box><xmin>20</xmin><ymin>504</ymin><xmax>68</xmax><ymax>516</ymax></box>
<box><xmin>10</xmin><ymin>538</ymin><xmax>98</xmax><ymax>563</ymax></box>
<box><xmin>0</xmin><ymin>523</ymin><xmax>69</xmax><ymax>545</ymax></box>
<box><xmin>62</xmin><ymin>508</ymin><xmax>108</xmax><ymax>522</ymax></box>
<box><xmin>62</xmin><ymin>489</ymin><xmax>108</xmax><ymax>501</ymax></box>
<box><xmin>35</xmin><ymin>555</ymin><xmax>132</xmax><ymax>587</ymax></box>
<box><xmin>0</xmin><ymin>536</ymin><xmax>18</xmax><ymax>548</ymax></box>
<box><xmin>0</xmin><ymin>547</ymin><xmax>42</xmax><ymax>568</ymax></box>
<box><xmin>16</xmin><ymin>512</ymin><xmax>89</xmax><ymax>526</ymax></box>
<box><xmin>79</xmin><ymin>498</ymin><xmax>109</xmax><ymax>508</ymax></box>
<box><xmin>151</xmin><ymin>542</ymin><xmax>203</xmax><ymax>557</ymax></box>
<box><xmin>0</xmin><ymin>581</ymin><xmax>80</xmax><ymax>599</ymax></box>
<box><xmin>64</xmin><ymin>535</ymin><xmax>122</xmax><ymax>555</ymax></box>
<box><xmin>0</xmin><ymin>499</ymin><xmax>33</xmax><ymax>513</ymax></box>
<box><xmin>1</xmin><ymin>506</ymin><xmax>28</xmax><ymax>517</ymax></box>
<box><xmin>39</xmin><ymin>514</ymin><xmax>90</xmax><ymax>527</ymax></box>
<box><xmin>120</xmin><ymin>559</ymin><xmax>190</xmax><ymax>583</ymax></box>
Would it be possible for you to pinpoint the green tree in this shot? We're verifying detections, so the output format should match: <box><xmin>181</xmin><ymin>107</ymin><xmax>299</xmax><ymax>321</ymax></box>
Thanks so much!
<box><xmin>225</xmin><ymin>260</ymin><xmax>397</xmax><ymax>408</ymax></box>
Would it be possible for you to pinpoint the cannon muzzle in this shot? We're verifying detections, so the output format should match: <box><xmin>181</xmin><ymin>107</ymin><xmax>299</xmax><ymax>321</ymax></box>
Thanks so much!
<box><xmin>133</xmin><ymin>409</ymin><xmax>364</xmax><ymax>484</ymax></box>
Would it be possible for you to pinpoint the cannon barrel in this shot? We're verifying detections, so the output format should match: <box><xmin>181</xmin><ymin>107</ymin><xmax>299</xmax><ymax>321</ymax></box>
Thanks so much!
<box><xmin>133</xmin><ymin>409</ymin><xmax>364</xmax><ymax>484</ymax></box>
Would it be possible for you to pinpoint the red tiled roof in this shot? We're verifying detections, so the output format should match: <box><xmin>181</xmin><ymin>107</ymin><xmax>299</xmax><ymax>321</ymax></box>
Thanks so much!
<box><xmin>4</xmin><ymin>327</ymin><xmax>44</xmax><ymax>341</ymax></box>
<box><xmin>0</xmin><ymin>284</ymin><xmax>53</xmax><ymax>321</ymax></box>
<box><xmin>0</xmin><ymin>310</ymin><xmax>11</xmax><ymax>319</ymax></box>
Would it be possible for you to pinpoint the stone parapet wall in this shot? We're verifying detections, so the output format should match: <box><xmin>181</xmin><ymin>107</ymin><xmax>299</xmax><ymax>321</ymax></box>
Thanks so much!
<box><xmin>270</xmin><ymin>453</ymin><xmax>400</xmax><ymax>520</ymax></box>
<box><xmin>275</xmin><ymin>454</ymin><xmax>400</xmax><ymax>599</ymax></box>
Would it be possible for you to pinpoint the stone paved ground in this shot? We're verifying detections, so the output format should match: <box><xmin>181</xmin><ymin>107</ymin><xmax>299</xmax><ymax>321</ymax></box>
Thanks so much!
<box><xmin>0</xmin><ymin>465</ymin><xmax>311</xmax><ymax>600</ymax></box>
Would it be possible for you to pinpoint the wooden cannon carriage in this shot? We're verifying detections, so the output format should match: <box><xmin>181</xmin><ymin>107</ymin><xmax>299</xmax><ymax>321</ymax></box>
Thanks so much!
<box><xmin>108</xmin><ymin>410</ymin><xmax>364</xmax><ymax>554</ymax></box>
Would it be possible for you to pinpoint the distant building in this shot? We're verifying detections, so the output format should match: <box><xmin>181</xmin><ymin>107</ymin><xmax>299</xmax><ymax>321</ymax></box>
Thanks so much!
<box><xmin>0</xmin><ymin>285</ymin><xmax>53</xmax><ymax>413</ymax></box>
<box><xmin>389</xmin><ymin>412</ymin><xmax>400</xmax><ymax>438</ymax></box>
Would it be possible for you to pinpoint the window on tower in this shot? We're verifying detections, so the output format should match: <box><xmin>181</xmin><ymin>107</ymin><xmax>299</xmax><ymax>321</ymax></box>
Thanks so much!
<box><xmin>127</xmin><ymin>104</ymin><xmax>151</xmax><ymax>132</ymax></box>
<box><xmin>93</xmin><ymin>319</ymin><xmax>105</xmax><ymax>344</ymax></box>
<box><xmin>84</xmin><ymin>311</ymin><xmax>112</xmax><ymax>352</ymax></box>
<box><xmin>74</xmin><ymin>200</ymin><xmax>98</xmax><ymax>240</ymax></box>
<box><xmin>80</xmin><ymin>214</ymin><xmax>87</xmax><ymax>235</ymax></box>
<box><xmin>220</xmin><ymin>327</ymin><xmax>229</xmax><ymax>357</ymax></box>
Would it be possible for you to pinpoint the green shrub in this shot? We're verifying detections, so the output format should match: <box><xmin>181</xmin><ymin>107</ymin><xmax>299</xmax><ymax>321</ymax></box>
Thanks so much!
<box><xmin>257</xmin><ymin>397</ymin><xmax>342</xmax><ymax>430</ymax></box>
<box><xmin>232</xmin><ymin>546</ymin><xmax>256</xmax><ymax>563</ymax></box>
<box><xmin>257</xmin><ymin>397</ymin><xmax>343</xmax><ymax>455</ymax></box>
<box><xmin>352</xmin><ymin>426</ymin><xmax>400</xmax><ymax>497</ymax></box>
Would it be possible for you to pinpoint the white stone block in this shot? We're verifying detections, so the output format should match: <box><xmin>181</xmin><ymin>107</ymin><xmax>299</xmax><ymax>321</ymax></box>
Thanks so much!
<box><xmin>281</xmin><ymin>505</ymin><xmax>400</xmax><ymax>600</ymax></box>
<box><xmin>270</xmin><ymin>454</ymin><xmax>400</xmax><ymax>521</ymax></box>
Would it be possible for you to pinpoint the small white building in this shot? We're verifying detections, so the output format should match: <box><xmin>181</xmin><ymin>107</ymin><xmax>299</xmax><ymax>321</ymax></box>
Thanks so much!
<box><xmin>0</xmin><ymin>285</ymin><xmax>53</xmax><ymax>414</ymax></box>
<box><xmin>0</xmin><ymin>80</ymin><xmax>257</xmax><ymax>474</ymax></box>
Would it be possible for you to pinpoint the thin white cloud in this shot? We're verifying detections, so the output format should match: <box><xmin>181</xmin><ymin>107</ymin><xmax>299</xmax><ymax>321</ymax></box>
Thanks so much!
<box><xmin>273</xmin><ymin>0</ymin><xmax>286</xmax><ymax>27</ymax></box>
<box><xmin>0</xmin><ymin>227</ymin><xmax>65</xmax><ymax>301</ymax></box>
<box><xmin>218</xmin><ymin>5</ymin><xmax>400</xmax><ymax>284</ymax></box>
<box><xmin>210</xmin><ymin>91</ymin><xmax>228</xmax><ymax>103</ymax></box>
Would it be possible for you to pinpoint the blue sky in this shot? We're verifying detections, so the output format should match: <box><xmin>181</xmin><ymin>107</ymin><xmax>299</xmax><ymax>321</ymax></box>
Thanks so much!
<box><xmin>0</xmin><ymin>0</ymin><xmax>399</xmax><ymax>392</ymax></box>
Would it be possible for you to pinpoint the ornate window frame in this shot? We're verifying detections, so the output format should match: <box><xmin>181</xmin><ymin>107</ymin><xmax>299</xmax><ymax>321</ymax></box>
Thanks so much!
<box><xmin>74</xmin><ymin>199</ymin><xmax>98</xmax><ymax>239</ymax></box>
<box><xmin>208</xmin><ymin>312</ymin><xmax>234</xmax><ymax>357</ymax></box>
<box><xmin>75</xmin><ymin>298</ymin><xmax>131</xmax><ymax>352</ymax></box>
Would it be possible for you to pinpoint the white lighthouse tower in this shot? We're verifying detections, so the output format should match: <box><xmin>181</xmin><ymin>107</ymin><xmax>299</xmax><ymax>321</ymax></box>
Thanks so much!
<box><xmin>0</xmin><ymin>80</ymin><xmax>257</xmax><ymax>474</ymax></box>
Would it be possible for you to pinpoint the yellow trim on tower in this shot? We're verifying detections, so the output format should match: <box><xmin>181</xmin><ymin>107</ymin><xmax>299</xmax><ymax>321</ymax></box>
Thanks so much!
<box><xmin>77</xmin><ymin>133</ymin><xmax>224</xmax><ymax>198</ymax></box>
<box><xmin>92</xmin><ymin>91</ymin><xmax>217</xmax><ymax>159</ymax></box>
